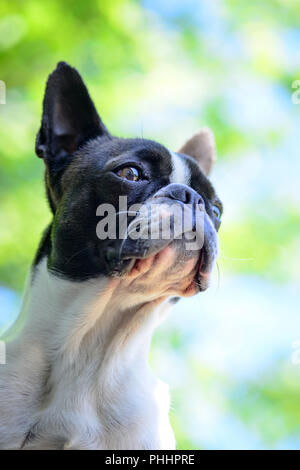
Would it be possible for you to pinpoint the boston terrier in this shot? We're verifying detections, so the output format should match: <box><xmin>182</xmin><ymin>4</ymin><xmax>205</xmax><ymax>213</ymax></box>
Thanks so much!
<box><xmin>0</xmin><ymin>62</ymin><xmax>222</xmax><ymax>449</ymax></box>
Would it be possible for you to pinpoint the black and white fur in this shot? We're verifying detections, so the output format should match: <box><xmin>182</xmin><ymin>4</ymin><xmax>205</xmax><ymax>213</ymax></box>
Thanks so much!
<box><xmin>0</xmin><ymin>63</ymin><xmax>222</xmax><ymax>450</ymax></box>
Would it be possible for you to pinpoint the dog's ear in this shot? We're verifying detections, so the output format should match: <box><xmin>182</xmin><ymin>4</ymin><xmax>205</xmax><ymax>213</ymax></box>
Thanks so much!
<box><xmin>177</xmin><ymin>128</ymin><xmax>217</xmax><ymax>176</ymax></box>
<box><xmin>36</xmin><ymin>62</ymin><xmax>108</xmax><ymax>168</ymax></box>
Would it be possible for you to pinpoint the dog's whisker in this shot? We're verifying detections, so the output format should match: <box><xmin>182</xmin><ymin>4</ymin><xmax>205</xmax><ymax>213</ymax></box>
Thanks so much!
<box><xmin>117</xmin><ymin>216</ymin><xmax>151</xmax><ymax>261</ymax></box>
<box><xmin>219</xmin><ymin>252</ymin><xmax>253</xmax><ymax>261</ymax></box>
<box><xmin>64</xmin><ymin>246</ymin><xmax>91</xmax><ymax>266</ymax></box>
<box><xmin>115</xmin><ymin>210</ymin><xmax>138</xmax><ymax>217</ymax></box>
<box><xmin>126</xmin><ymin>218</ymin><xmax>149</xmax><ymax>238</ymax></box>
<box><xmin>216</xmin><ymin>261</ymin><xmax>220</xmax><ymax>290</ymax></box>
<box><xmin>118</xmin><ymin>237</ymin><xmax>127</xmax><ymax>261</ymax></box>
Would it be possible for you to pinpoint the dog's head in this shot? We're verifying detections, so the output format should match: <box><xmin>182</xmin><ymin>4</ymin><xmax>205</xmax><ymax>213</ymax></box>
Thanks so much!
<box><xmin>35</xmin><ymin>62</ymin><xmax>222</xmax><ymax>298</ymax></box>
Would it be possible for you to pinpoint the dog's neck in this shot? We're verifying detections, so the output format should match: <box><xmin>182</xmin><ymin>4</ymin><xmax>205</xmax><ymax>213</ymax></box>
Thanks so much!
<box><xmin>5</xmin><ymin>257</ymin><xmax>174</xmax><ymax>449</ymax></box>
<box><xmin>22</xmin><ymin>258</ymin><xmax>170</xmax><ymax>373</ymax></box>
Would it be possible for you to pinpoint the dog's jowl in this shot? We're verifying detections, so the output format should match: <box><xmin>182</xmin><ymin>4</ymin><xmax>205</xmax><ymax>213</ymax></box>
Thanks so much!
<box><xmin>0</xmin><ymin>62</ymin><xmax>222</xmax><ymax>450</ymax></box>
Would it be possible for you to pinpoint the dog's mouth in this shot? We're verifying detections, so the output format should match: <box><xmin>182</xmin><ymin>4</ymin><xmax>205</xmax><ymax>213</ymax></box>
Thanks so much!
<box><xmin>102</xmin><ymin>202</ymin><xmax>218</xmax><ymax>297</ymax></box>
<box><xmin>104</xmin><ymin>235</ymin><xmax>216</xmax><ymax>297</ymax></box>
<box><xmin>130</xmin><ymin>242</ymin><xmax>213</xmax><ymax>293</ymax></box>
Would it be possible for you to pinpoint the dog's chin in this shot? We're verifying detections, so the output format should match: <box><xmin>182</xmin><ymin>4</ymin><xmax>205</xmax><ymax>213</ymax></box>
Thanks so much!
<box><xmin>105</xmin><ymin>238</ymin><xmax>216</xmax><ymax>298</ymax></box>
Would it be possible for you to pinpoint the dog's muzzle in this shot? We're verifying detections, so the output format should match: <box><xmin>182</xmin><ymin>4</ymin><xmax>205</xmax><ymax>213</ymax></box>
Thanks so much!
<box><xmin>103</xmin><ymin>184</ymin><xmax>218</xmax><ymax>292</ymax></box>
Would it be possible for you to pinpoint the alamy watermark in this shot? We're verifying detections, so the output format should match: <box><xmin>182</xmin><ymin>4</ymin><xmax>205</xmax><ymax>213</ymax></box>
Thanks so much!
<box><xmin>0</xmin><ymin>80</ymin><xmax>6</xmax><ymax>104</ymax></box>
<box><xmin>291</xmin><ymin>80</ymin><xmax>300</xmax><ymax>104</ymax></box>
<box><xmin>291</xmin><ymin>339</ymin><xmax>300</xmax><ymax>366</ymax></box>
<box><xmin>96</xmin><ymin>196</ymin><xmax>205</xmax><ymax>251</ymax></box>
<box><xmin>0</xmin><ymin>341</ymin><xmax>6</xmax><ymax>364</ymax></box>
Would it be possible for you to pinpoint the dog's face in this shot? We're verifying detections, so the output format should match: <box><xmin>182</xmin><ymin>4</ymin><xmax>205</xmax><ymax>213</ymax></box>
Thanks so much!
<box><xmin>35</xmin><ymin>62</ymin><xmax>222</xmax><ymax>298</ymax></box>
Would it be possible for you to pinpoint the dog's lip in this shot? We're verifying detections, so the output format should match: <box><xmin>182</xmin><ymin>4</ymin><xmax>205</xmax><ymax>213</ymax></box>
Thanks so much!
<box><xmin>194</xmin><ymin>244</ymin><xmax>214</xmax><ymax>292</ymax></box>
<box><xmin>128</xmin><ymin>243</ymin><xmax>211</xmax><ymax>291</ymax></box>
<box><xmin>128</xmin><ymin>244</ymin><xmax>172</xmax><ymax>275</ymax></box>
<box><xmin>198</xmin><ymin>247</ymin><xmax>205</xmax><ymax>273</ymax></box>
<box><xmin>109</xmin><ymin>236</ymin><xmax>215</xmax><ymax>294</ymax></box>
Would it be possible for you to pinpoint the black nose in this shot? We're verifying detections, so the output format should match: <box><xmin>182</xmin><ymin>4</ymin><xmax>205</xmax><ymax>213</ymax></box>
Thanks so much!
<box><xmin>155</xmin><ymin>183</ymin><xmax>204</xmax><ymax>206</ymax></box>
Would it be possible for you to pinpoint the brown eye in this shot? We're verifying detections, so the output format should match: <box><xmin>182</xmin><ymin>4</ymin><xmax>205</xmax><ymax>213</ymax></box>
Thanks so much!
<box><xmin>117</xmin><ymin>166</ymin><xmax>140</xmax><ymax>181</ymax></box>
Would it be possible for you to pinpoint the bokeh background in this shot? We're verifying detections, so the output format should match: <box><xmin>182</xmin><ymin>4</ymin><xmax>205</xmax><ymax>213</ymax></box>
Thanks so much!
<box><xmin>1</xmin><ymin>0</ymin><xmax>300</xmax><ymax>449</ymax></box>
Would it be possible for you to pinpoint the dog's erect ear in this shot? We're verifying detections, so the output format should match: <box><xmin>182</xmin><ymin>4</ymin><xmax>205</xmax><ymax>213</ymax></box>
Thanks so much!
<box><xmin>177</xmin><ymin>128</ymin><xmax>217</xmax><ymax>176</ymax></box>
<box><xmin>36</xmin><ymin>62</ymin><xmax>108</xmax><ymax>167</ymax></box>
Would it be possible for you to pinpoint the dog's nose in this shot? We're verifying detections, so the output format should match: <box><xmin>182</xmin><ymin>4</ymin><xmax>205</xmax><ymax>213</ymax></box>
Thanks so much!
<box><xmin>155</xmin><ymin>183</ymin><xmax>204</xmax><ymax>206</ymax></box>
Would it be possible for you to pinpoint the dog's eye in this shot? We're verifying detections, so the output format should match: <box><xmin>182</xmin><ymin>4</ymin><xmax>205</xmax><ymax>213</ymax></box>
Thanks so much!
<box><xmin>212</xmin><ymin>205</ymin><xmax>221</xmax><ymax>220</ymax></box>
<box><xmin>116</xmin><ymin>166</ymin><xmax>140</xmax><ymax>182</ymax></box>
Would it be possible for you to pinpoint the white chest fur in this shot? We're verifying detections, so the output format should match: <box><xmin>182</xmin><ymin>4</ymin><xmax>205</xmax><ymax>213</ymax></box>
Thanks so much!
<box><xmin>0</xmin><ymin>258</ymin><xmax>175</xmax><ymax>450</ymax></box>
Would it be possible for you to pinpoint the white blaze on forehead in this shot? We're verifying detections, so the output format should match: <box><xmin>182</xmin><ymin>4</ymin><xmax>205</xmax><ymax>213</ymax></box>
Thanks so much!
<box><xmin>170</xmin><ymin>152</ymin><xmax>191</xmax><ymax>185</ymax></box>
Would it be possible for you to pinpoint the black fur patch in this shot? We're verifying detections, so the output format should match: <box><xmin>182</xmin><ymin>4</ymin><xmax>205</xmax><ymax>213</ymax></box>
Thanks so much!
<box><xmin>33</xmin><ymin>63</ymin><xmax>222</xmax><ymax>283</ymax></box>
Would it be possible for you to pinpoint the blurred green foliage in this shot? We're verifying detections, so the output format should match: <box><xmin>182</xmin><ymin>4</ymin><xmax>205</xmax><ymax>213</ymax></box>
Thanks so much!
<box><xmin>0</xmin><ymin>0</ymin><xmax>300</xmax><ymax>449</ymax></box>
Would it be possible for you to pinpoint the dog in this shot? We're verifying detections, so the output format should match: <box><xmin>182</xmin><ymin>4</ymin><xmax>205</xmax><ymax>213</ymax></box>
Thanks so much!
<box><xmin>0</xmin><ymin>62</ymin><xmax>222</xmax><ymax>450</ymax></box>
